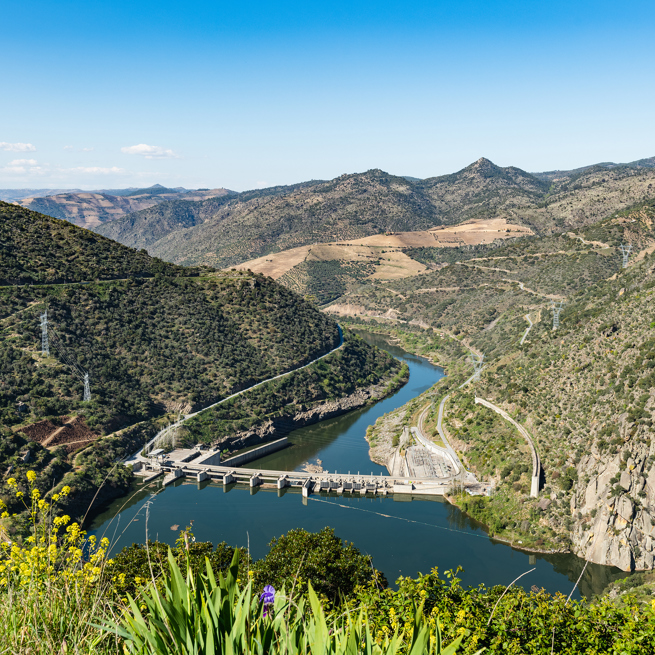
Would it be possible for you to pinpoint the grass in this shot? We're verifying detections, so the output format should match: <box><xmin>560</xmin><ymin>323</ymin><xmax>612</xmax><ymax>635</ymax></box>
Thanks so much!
<box><xmin>2</xmin><ymin>469</ymin><xmax>655</xmax><ymax>654</ymax></box>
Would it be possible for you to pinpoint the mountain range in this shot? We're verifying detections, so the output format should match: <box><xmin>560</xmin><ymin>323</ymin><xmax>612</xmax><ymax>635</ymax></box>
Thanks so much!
<box><xmin>94</xmin><ymin>156</ymin><xmax>655</xmax><ymax>270</ymax></box>
<box><xmin>6</xmin><ymin>184</ymin><xmax>233</xmax><ymax>230</ymax></box>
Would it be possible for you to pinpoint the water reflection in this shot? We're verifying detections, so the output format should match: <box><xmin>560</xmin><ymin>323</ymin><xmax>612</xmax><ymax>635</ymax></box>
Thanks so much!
<box><xmin>89</xmin><ymin>332</ymin><xmax>629</xmax><ymax>599</ymax></box>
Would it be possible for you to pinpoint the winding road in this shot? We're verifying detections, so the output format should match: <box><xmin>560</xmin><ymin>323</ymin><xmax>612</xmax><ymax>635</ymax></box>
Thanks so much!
<box><xmin>127</xmin><ymin>325</ymin><xmax>345</xmax><ymax>462</ymax></box>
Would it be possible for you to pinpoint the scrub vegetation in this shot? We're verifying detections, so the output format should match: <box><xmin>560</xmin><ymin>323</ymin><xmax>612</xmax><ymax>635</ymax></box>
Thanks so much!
<box><xmin>0</xmin><ymin>205</ymin><xmax>398</xmax><ymax>527</ymax></box>
<box><xmin>2</xmin><ymin>478</ymin><xmax>654</xmax><ymax>654</ymax></box>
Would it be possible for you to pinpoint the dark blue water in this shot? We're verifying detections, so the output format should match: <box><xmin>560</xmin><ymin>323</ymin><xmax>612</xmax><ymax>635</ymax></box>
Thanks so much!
<box><xmin>90</xmin><ymin>333</ymin><xmax>625</xmax><ymax>598</ymax></box>
<box><xmin>248</xmin><ymin>337</ymin><xmax>439</xmax><ymax>475</ymax></box>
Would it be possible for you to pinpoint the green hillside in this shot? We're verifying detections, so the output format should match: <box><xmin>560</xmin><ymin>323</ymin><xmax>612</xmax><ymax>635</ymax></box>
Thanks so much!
<box><xmin>334</xmin><ymin>200</ymin><xmax>655</xmax><ymax>571</ymax></box>
<box><xmin>0</xmin><ymin>201</ymin><xmax>203</xmax><ymax>284</ymax></box>
<box><xmin>1</xmin><ymin>275</ymin><xmax>341</xmax><ymax>431</ymax></box>
<box><xmin>0</xmin><ymin>205</ymin><xmax>400</xmax><ymax>523</ymax></box>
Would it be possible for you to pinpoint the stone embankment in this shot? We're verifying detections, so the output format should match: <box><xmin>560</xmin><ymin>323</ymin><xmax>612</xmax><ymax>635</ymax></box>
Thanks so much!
<box><xmin>213</xmin><ymin>370</ymin><xmax>408</xmax><ymax>457</ymax></box>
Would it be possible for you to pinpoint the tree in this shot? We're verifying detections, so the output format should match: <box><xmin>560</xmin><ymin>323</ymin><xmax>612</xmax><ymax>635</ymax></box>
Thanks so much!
<box><xmin>252</xmin><ymin>527</ymin><xmax>387</xmax><ymax>605</ymax></box>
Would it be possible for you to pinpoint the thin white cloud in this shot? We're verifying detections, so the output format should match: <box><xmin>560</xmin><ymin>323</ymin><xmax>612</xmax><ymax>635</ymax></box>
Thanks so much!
<box><xmin>69</xmin><ymin>166</ymin><xmax>125</xmax><ymax>174</ymax></box>
<box><xmin>0</xmin><ymin>159</ymin><xmax>45</xmax><ymax>175</ymax></box>
<box><xmin>63</xmin><ymin>145</ymin><xmax>74</xmax><ymax>151</ymax></box>
<box><xmin>121</xmin><ymin>143</ymin><xmax>179</xmax><ymax>159</ymax></box>
<box><xmin>10</xmin><ymin>159</ymin><xmax>39</xmax><ymax>166</ymax></box>
<box><xmin>0</xmin><ymin>142</ymin><xmax>36</xmax><ymax>152</ymax></box>
<box><xmin>81</xmin><ymin>147</ymin><xmax>95</xmax><ymax>152</ymax></box>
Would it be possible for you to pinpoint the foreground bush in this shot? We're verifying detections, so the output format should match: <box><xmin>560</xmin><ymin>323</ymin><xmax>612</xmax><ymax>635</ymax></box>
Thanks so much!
<box><xmin>106</xmin><ymin>549</ymin><xmax>471</xmax><ymax>655</ymax></box>
<box><xmin>0</xmin><ymin>473</ymin><xmax>120</xmax><ymax>654</ymax></box>
<box><xmin>106</xmin><ymin>529</ymin><xmax>250</xmax><ymax>600</ymax></box>
<box><xmin>251</xmin><ymin>527</ymin><xmax>388</xmax><ymax>606</ymax></box>
<box><xmin>108</xmin><ymin>526</ymin><xmax>386</xmax><ymax>609</ymax></box>
<box><xmin>352</xmin><ymin>569</ymin><xmax>655</xmax><ymax>654</ymax></box>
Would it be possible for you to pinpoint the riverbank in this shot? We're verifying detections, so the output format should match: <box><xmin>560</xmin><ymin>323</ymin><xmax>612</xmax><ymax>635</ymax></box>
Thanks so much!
<box><xmin>207</xmin><ymin>362</ymin><xmax>409</xmax><ymax>459</ymax></box>
<box><xmin>441</xmin><ymin>493</ymin><xmax>569</xmax><ymax>556</ymax></box>
<box><xmin>349</xmin><ymin>325</ymin><xmax>575</xmax><ymax>557</ymax></box>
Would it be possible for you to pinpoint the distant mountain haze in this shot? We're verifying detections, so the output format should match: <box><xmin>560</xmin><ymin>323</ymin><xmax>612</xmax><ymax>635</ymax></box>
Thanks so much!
<box><xmin>95</xmin><ymin>156</ymin><xmax>655</xmax><ymax>269</ymax></box>
<box><xmin>10</xmin><ymin>185</ymin><xmax>233</xmax><ymax>230</ymax></box>
<box><xmin>0</xmin><ymin>188</ymin><xmax>85</xmax><ymax>202</ymax></box>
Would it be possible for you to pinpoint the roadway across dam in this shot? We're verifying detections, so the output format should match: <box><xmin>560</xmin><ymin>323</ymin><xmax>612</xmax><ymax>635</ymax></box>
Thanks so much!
<box><xmin>132</xmin><ymin>437</ymin><xmax>456</xmax><ymax>497</ymax></box>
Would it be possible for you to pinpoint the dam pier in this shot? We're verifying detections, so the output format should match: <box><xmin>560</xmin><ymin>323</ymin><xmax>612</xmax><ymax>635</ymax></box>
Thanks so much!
<box><xmin>128</xmin><ymin>435</ymin><xmax>489</xmax><ymax>498</ymax></box>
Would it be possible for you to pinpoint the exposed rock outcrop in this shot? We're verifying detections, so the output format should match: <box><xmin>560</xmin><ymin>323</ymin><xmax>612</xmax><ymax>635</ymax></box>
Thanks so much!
<box><xmin>570</xmin><ymin>442</ymin><xmax>655</xmax><ymax>571</ymax></box>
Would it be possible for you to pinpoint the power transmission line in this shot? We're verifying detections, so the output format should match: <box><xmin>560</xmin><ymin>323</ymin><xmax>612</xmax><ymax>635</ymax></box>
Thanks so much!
<box><xmin>39</xmin><ymin>313</ymin><xmax>92</xmax><ymax>401</ymax></box>
<box><xmin>49</xmin><ymin>329</ymin><xmax>85</xmax><ymax>379</ymax></box>
<box><xmin>619</xmin><ymin>244</ymin><xmax>632</xmax><ymax>268</ymax></box>
<box><xmin>551</xmin><ymin>301</ymin><xmax>564</xmax><ymax>330</ymax></box>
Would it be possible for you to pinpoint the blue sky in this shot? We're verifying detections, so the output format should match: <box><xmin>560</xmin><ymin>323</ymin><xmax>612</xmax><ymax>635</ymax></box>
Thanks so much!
<box><xmin>1</xmin><ymin>0</ymin><xmax>654</xmax><ymax>190</ymax></box>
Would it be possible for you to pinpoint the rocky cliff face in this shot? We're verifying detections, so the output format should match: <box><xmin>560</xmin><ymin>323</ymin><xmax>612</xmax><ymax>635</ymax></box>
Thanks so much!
<box><xmin>571</xmin><ymin>439</ymin><xmax>655</xmax><ymax>571</ymax></box>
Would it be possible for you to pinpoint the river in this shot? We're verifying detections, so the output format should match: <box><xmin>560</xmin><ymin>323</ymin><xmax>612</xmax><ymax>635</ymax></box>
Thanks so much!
<box><xmin>90</xmin><ymin>332</ymin><xmax>626</xmax><ymax>598</ymax></box>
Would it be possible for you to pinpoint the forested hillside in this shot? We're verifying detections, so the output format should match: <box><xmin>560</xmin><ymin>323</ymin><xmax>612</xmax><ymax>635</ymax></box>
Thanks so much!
<box><xmin>334</xmin><ymin>199</ymin><xmax>655</xmax><ymax>571</ymax></box>
<box><xmin>0</xmin><ymin>205</ymin><xmax>400</xmax><ymax>523</ymax></box>
<box><xmin>1</xmin><ymin>276</ymin><xmax>340</xmax><ymax>431</ymax></box>
<box><xmin>96</xmin><ymin>156</ymin><xmax>655</xmax><ymax>270</ymax></box>
<box><xmin>0</xmin><ymin>201</ymin><xmax>205</xmax><ymax>284</ymax></box>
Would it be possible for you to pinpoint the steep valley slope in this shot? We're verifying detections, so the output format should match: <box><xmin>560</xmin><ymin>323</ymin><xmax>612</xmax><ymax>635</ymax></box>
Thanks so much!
<box><xmin>0</xmin><ymin>202</ymin><xmax>400</xmax><ymax>525</ymax></box>
<box><xmin>332</xmin><ymin>200</ymin><xmax>655</xmax><ymax>571</ymax></box>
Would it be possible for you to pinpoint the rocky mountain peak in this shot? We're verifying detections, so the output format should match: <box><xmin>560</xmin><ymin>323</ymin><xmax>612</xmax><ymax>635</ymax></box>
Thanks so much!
<box><xmin>468</xmin><ymin>157</ymin><xmax>499</xmax><ymax>173</ymax></box>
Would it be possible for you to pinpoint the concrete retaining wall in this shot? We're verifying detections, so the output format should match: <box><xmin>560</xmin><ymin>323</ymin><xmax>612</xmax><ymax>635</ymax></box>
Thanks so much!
<box><xmin>475</xmin><ymin>397</ymin><xmax>541</xmax><ymax>497</ymax></box>
<box><xmin>195</xmin><ymin>450</ymin><xmax>222</xmax><ymax>466</ymax></box>
<box><xmin>411</xmin><ymin>427</ymin><xmax>460</xmax><ymax>474</ymax></box>
<box><xmin>220</xmin><ymin>437</ymin><xmax>289</xmax><ymax>468</ymax></box>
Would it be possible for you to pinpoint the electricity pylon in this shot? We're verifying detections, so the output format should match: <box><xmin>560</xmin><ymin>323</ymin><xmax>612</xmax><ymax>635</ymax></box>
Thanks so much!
<box><xmin>83</xmin><ymin>372</ymin><xmax>91</xmax><ymax>402</ymax></box>
<box><xmin>470</xmin><ymin>353</ymin><xmax>484</xmax><ymax>381</ymax></box>
<box><xmin>619</xmin><ymin>244</ymin><xmax>632</xmax><ymax>268</ymax></box>
<box><xmin>551</xmin><ymin>300</ymin><xmax>564</xmax><ymax>330</ymax></box>
<box><xmin>40</xmin><ymin>310</ymin><xmax>49</xmax><ymax>356</ymax></box>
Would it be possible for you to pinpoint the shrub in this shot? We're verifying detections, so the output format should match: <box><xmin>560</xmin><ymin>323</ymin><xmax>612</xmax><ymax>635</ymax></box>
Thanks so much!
<box><xmin>251</xmin><ymin>527</ymin><xmax>387</xmax><ymax>606</ymax></box>
<box><xmin>105</xmin><ymin>549</ymin><xmax>471</xmax><ymax>655</ymax></box>
<box><xmin>0</xmin><ymin>472</ymin><xmax>120</xmax><ymax>654</ymax></box>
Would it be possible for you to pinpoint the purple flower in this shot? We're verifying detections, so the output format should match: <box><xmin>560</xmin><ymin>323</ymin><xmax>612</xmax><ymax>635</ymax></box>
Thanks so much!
<box><xmin>260</xmin><ymin>585</ymin><xmax>275</xmax><ymax>617</ymax></box>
